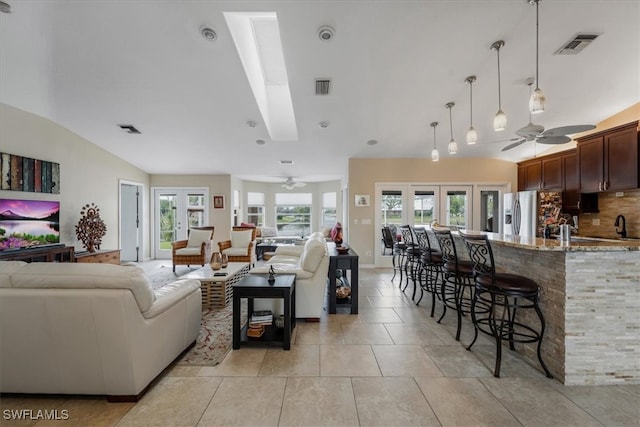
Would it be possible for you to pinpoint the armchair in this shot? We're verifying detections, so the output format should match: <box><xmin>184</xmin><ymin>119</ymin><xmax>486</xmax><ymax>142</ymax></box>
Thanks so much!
<box><xmin>171</xmin><ymin>226</ymin><xmax>215</xmax><ymax>272</ymax></box>
<box><xmin>218</xmin><ymin>226</ymin><xmax>257</xmax><ymax>267</ymax></box>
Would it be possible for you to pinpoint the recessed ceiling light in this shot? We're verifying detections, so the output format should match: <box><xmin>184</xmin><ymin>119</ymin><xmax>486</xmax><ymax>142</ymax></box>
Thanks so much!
<box><xmin>319</xmin><ymin>121</ymin><xmax>329</xmax><ymax>128</ymax></box>
<box><xmin>0</xmin><ymin>1</ymin><xmax>11</xmax><ymax>14</ymax></box>
<box><xmin>200</xmin><ymin>26</ymin><xmax>217</xmax><ymax>41</ymax></box>
<box><xmin>366</xmin><ymin>139</ymin><xmax>378</xmax><ymax>146</ymax></box>
<box><xmin>318</xmin><ymin>26</ymin><xmax>335</xmax><ymax>41</ymax></box>
<box><xmin>247</xmin><ymin>120</ymin><xmax>257</xmax><ymax>127</ymax></box>
<box><xmin>256</xmin><ymin>139</ymin><xmax>266</xmax><ymax>145</ymax></box>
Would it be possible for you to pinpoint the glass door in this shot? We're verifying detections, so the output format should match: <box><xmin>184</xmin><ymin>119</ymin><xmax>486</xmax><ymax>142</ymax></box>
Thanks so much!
<box><xmin>412</xmin><ymin>186</ymin><xmax>439</xmax><ymax>227</ymax></box>
<box><xmin>153</xmin><ymin>188</ymin><xmax>208</xmax><ymax>259</ymax></box>
<box><xmin>440</xmin><ymin>185</ymin><xmax>473</xmax><ymax>230</ymax></box>
<box><xmin>376</xmin><ymin>186</ymin><xmax>405</xmax><ymax>266</ymax></box>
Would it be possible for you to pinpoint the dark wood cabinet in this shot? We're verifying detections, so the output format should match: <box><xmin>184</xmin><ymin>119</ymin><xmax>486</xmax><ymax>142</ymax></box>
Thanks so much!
<box><xmin>0</xmin><ymin>245</ymin><xmax>75</xmax><ymax>262</ymax></box>
<box><xmin>562</xmin><ymin>151</ymin><xmax>580</xmax><ymax>211</ymax></box>
<box><xmin>577</xmin><ymin>121</ymin><xmax>639</xmax><ymax>192</ymax></box>
<box><xmin>517</xmin><ymin>154</ymin><xmax>563</xmax><ymax>191</ymax></box>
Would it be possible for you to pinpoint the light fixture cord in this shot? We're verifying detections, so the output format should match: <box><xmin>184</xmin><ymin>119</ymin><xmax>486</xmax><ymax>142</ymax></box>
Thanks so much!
<box><xmin>535</xmin><ymin>0</ymin><xmax>540</xmax><ymax>90</ymax></box>
<box><xmin>469</xmin><ymin>82</ymin><xmax>473</xmax><ymax>126</ymax></box>
<box><xmin>448</xmin><ymin>106</ymin><xmax>453</xmax><ymax>138</ymax></box>
<box><xmin>497</xmin><ymin>47</ymin><xmax>502</xmax><ymax>110</ymax></box>
<box><xmin>433</xmin><ymin>125</ymin><xmax>437</xmax><ymax>149</ymax></box>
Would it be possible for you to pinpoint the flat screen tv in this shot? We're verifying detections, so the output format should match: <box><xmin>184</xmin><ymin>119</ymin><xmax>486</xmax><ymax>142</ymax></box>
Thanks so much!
<box><xmin>0</xmin><ymin>198</ymin><xmax>60</xmax><ymax>249</ymax></box>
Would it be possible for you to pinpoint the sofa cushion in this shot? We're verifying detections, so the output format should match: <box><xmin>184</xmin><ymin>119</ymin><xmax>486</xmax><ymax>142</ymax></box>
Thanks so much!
<box><xmin>175</xmin><ymin>247</ymin><xmax>203</xmax><ymax>256</ymax></box>
<box><xmin>259</xmin><ymin>226</ymin><xmax>278</xmax><ymax>238</ymax></box>
<box><xmin>9</xmin><ymin>263</ymin><xmax>156</xmax><ymax>312</ymax></box>
<box><xmin>187</xmin><ymin>229</ymin><xmax>212</xmax><ymax>248</ymax></box>
<box><xmin>231</xmin><ymin>230</ymin><xmax>253</xmax><ymax>248</ymax></box>
<box><xmin>222</xmin><ymin>247</ymin><xmax>251</xmax><ymax>256</ymax></box>
<box><xmin>0</xmin><ymin>261</ymin><xmax>27</xmax><ymax>288</ymax></box>
<box><xmin>299</xmin><ymin>238</ymin><xmax>326</xmax><ymax>273</ymax></box>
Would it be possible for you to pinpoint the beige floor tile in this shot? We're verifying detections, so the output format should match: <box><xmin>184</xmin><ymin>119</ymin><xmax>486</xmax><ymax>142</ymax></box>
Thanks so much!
<box><xmin>376</xmin><ymin>286</ymin><xmax>404</xmax><ymax>296</ymax></box>
<box><xmin>294</xmin><ymin>322</ymin><xmax>345</xmax><ymax>344</ymax></box>
<box><xmin>372</xmin><ymin>345</ymin><xmax>443</xmax><ymax>377</ymax></box>
<box><xmin>279</xmin><ymin>377</ymin><xmax>359</xmax><ymax>426</ymax></box>
<box><xmin>423</xmin><ymin>344</ymin><xmax>493</xmax><ymax>377</ymax></box>
<box><xmin>392</xmin><ymin>305</ymin><xmax>436</xmax><ymax>323</ymax></box>
<box><xmin>352</xmin><ymin>377</ymin><xmax>440</xmax><ymax>426</ymax></box>
<box><xmin>0</xmin><ymin>397</ymin><xmax>67</xmax><ymax>427</ymax></box>
<box><xmin>366</xmin><ymin>295</ymin><xmax>411</xmax><ymax>308</ymax></box>
<box><xmin>353</xmin><ymin>307</ymin><xmax>404</xmax><ymax>323</ymax></box>
<box><xmin>197</xmin><ymin>377</ymin><xmax>285</xmax><ymax>427</ymax></box>
<box><xmin>258</xmin><ymin>345</ymin><xmax>320</xmax><ymax>377</ymax></box>
<box><xmin>341</xmin><ymin>322</ymin><xmax>394</xmax><ymax>345</ymax></box>
<box><xmin>34</xmin><ymin>399</ymin><xmax>134</xmax><ymax>427</ymax></box>
<box><xmin>384</xmin><ymin>323</ymin><xmax>446</xmax><ymax>345</ymax></box>
<box><xmin>196</xmin><ymin>348</ymin><xmax>266</xmax><ymax>377</ymax></box>
<box><xmin>356</xmin><ymin>286</ymin><xmax>383</xmax><ymax>296</ymax></box>
<box><xmin>164</xmin><ymin>365</ymin><xmax>202</xmax><ymax>377</ymax></box>
<box><xmin>552</xmin><ymin>384</ymin><xmax>640</xmax><ymax>426</ymax></box>
<box><xmin>115</xmin><ymin>376</ymin><xmax>221</xmax><ymax>427</ymax></box>
<box><xmin>320</xmin><ymin>345</ymin><xmax>381</xmax><ymax>377</ymax></box>
<box><xmin>416</xmin><ymin>377</ymin><xmax>521</xmax><ymax>426</ymax></box>
<box><xmin>471</xmin><ymin>343</ymin><xmax>551</xmax><ymax>379</ymax></box>
<box><xmin>480</xmin><ymin>377</ymin><xmax>603</xmax><ymax>426</ymax></box>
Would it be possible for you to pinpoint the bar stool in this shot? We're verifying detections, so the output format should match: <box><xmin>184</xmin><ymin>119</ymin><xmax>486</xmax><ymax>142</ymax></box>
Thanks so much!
<box><xmin>399</xmin><ymin>225</ymin><xmax>421</xmax><ymax>300</ymax></box>
<box><xmin>413</xmin><ymin>227</ymin><xmax>444</xmax><ymax>317</ymax></box>
<box><xmin>432</xmin><ymin>228</ymin><xmax>476</xmax><ymax>341</ymax></box>
<box><xmin>382</xmin><ymin>226</ymin><xmax>404</xmax><ymax>282</ymax></box>
<box><xmin>459</xmin><ymin>231</ymin><xmax>553</xmax><ymax>379</ymax></box>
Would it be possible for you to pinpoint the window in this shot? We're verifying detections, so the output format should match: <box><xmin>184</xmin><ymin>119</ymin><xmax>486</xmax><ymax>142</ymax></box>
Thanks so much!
<box><xmin>275</xmin><ymin>193</ymin><xmax>312</xmax><ymax>236</ymax></box>
<box><xmin>247</xmin><ymin>192</ymin><xmax>265</xmax><ymax>226</ymax></box>
<box><xmin>414</xmin><ymin>190</ymin><xmax>435</xmax><ymax>226</ymax></box>
<box><xmin>322</xmin><ymin>192</ymin><xmax>337</xmax><ymax>227</ymax></box>
<box><xmin>186</xmin><ymin>193</ymin><xmax>205</xmax><ymax>228</ymax></box>
<box><xmin>380</xmin><ymin>190</ymin><xmax>403</xmax><ymax>225</ymax></box>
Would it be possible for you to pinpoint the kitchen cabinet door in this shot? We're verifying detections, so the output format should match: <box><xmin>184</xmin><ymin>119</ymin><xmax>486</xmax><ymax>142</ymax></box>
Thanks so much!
<box><xmin>541</xmin><ymin>156</ymin><xmax>563</xmax><ymax>189</ymax></box>
<box><xmin>562</xmin><ymin>152</ymin><xmax>580</xmax><ymax>211</ymax></box>
<box><xmin>605</xmin><ymin>125</ymin><xmax>638</xmax><ymax>191</ymax></box>
<box><xmin>578</xmin><ymin>135</ymin><xmax>604</xmax><ymax>193</ymax></box>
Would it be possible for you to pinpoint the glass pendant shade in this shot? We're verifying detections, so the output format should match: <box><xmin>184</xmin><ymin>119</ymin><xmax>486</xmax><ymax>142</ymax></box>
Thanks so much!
<box><xmin>431</xmin><ymin>148</ymin><xmax>440</xmax><ymax>162</ymax></box>
<box><xmin>529</xmin><ymin>87</ymin><xmax>545</xmax><ymax>114</ymax></box>
<box><xmin>494</xmin><ymin>109</ymin><xmax>507</xmax><ymax>131</ymax></box>
<box><xmin>447</xmin><ymin>139</ymin><xmax>458</xmax><ymax>155</ymax></box>
<box><xmin>466</xmin><ymin>126</ymin><xmax>477</xmax><ymax>144</ymax></box>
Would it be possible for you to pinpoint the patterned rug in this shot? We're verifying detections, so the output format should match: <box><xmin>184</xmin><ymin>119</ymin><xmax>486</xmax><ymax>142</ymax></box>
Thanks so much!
<box><xmin>133</xmin><ymin>260</ymin><xmax>246</xmax><ymax>366</ymax></box>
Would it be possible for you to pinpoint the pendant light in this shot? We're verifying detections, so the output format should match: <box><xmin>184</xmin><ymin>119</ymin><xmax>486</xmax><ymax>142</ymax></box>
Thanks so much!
<box><xmin>529</xmin><ymin>0</ymin><xmax>546</xmax><ymax>114</ymax></box>
<box><xmin>446</xmin><ymin>102</ymin><xmax>458</xmax><ymax>154</ymax></box>
<box><xmin>491</xmin><ymin>40</ymin><xmax>507</xmax><ymax>131</ymax></box>
<box><xmin>430</xmin><ymin>122</ymin><xmax>439</xmax><ymax>162</ymax></box>
<box><xmin>465</xmin><ymin>75</ymin><xmax>477</xmax><ymax>144</ymax></box>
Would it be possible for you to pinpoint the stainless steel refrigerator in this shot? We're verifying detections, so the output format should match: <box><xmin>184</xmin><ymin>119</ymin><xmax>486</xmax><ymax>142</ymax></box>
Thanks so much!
<box><xmin>503</xmin><ymin>190</ymin><xmax>562</xmax><ymax>238</ymax></box>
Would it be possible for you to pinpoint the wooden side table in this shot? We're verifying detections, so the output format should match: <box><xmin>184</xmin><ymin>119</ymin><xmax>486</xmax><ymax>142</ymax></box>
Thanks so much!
<box><xmin>75</xmin><ymin>249</ymin><xmax>121</xmax><ymax>265</ymax></box>
<box><xmin>328</xmin><ymin>244</ymin><xmax>359</xmax><ymax>314</ymax></box>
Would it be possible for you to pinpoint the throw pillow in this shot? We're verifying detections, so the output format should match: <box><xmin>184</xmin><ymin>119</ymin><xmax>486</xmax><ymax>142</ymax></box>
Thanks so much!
<box><xmin>240</xmin><ymin>222</ymin><xmax>256</xmax><ymax>228</ymax></box>
<box><xmin>230</xmin><ymin>230</ymin><xmax>253</xmax><ymax>248</ymax></box>
<box><xmin>187</xmin><ymin>229</ymin><xmax>212</xmax><ymax>247</ymax></box>
<box><xmin>260</xmin><ymin>226</ymin><xmax>278</xmax><ymax>237</ymax></box>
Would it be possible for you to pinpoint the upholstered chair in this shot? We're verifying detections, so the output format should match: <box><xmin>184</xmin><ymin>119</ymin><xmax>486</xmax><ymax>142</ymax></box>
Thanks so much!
<box><xmin>171</xmin><ymin>226</ymin><xmax>215</xmax><ymax>272</ymax></box>
<box><xmin>217</xmin><ymin>226</ymin><xmax>257</xmax><ymax>267</ymax></box>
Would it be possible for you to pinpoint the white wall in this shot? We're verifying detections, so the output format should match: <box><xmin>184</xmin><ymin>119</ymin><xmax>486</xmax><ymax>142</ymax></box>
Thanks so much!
<box><xmin>0</xmin><ymin>103</ymin><xmax>151</xmax><ymax>256</ymax></box>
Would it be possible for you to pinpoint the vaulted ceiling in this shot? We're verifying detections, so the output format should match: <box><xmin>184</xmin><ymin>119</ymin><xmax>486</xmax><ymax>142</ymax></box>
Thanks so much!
<box><xmin>1</xmin><ymin>1</ymin><xmax>638</xmax><ymax>184</ymax></box>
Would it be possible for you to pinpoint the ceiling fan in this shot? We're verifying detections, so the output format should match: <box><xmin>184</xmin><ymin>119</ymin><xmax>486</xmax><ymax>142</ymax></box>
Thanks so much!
<box><xmin>500</xmin><ymin>78</ymin><xmax>595</xmax><ymax>152</ymax></box>
<box><xmin>281</xmin><ymin>177</ymin><xmax>306</xmax><ymax>190</ymax></box>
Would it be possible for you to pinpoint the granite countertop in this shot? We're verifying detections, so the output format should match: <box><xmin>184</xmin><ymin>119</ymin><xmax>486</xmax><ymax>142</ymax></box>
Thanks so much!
<box><xmin>451</xmin><ymin>230</ymin><xmax>640</xmax><ymax>252</ymax></box>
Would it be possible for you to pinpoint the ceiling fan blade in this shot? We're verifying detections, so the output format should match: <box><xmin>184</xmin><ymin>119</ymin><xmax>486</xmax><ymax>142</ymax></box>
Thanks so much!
<box><xmin>515</xmin><ymin>122</ymin><xmax>545</xmax><ymax>138</ymax></box>
<box><xmin>476</xmin><ymin>137</ymin><xmax>520</xmax><ymax>145</ymax></box>
<box><xmin>536</xmin><ymin>135</ymin><xmax>571</xmax><ymax>145</ymax></box>
<box><xmin>541</xmin><ymin>124</ymin><xmax>596</xmax><ymax>137</ymax></box>
<box><xmin>501</xmin><ymin>139</ymin><xmax>526</xmax><ymax>152</ymax></box>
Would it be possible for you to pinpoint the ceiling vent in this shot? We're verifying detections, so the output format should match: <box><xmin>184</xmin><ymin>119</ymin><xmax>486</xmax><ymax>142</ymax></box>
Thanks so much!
<box><xmin>315</xmin><ymin>79</ymin><xmax>331</xmax><ymax>95</ymax></box>
<box><xmin>118</xmin><ymin>124</ymin><xmax>141</xmax><ymax>134</ymax></box>
<box><xmin>555</xmin><ymin>34</ymin><xmax>599</xmax><ymax>55</ymax></box>
<box><xmin>280</xmin><ymin>160</ymin><xmax>294</xmax><ymax>165</ymax></box>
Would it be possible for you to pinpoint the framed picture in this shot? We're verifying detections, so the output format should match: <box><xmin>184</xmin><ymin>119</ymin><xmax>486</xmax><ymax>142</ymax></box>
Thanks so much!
<box><xmin>355</xmin><ymin>194</ymin><xmax>370</xmax><ymax>207</ymax></box>
<box><xmin>213</xmin><ymin>195</ymin><xmax>225</xmax><ymax>209</ymax></box>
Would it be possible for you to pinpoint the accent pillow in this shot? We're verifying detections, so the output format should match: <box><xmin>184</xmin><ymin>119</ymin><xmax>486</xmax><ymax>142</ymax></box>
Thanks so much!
<box><xmin>231</xmin><ymin>230</ymin><xmax>253</xmax><ymax>248</ymax></box>
<box><xmin>187</xmin><ymin>229</ymin><xmax>212</xmax><ymax>247</ymax></box>
<box><xmin>240</xmin><ymin>222</ymin><xmax>256</xmax><ymax>228</ymax></box>
<box><xmin>260</xmin><ymin>226</ymin><xmax>278</xmax><ymax>237</ymax></box>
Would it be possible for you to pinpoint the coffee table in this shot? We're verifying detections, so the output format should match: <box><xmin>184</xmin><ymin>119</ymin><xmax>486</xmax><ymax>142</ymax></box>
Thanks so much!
<box><xmin>232</xmin><ymin>273</ymin><xmax>296</xmax><ymax>350</ymax></box>
<box><xmin>182</xmin><ymin>262</ymin><xmax>250</xmax><ymax>309</ymax></box>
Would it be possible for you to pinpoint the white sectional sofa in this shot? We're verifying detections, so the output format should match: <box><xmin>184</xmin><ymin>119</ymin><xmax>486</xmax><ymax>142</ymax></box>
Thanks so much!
<box><xmin>0</xmin><ymin>261</ymin><xmax>201</xmax><ymax>401</ymax></box>
<box><xmin>250</xmin><ymin>232</ymin><xmax>329</xmax><ymax>320</ymax></box>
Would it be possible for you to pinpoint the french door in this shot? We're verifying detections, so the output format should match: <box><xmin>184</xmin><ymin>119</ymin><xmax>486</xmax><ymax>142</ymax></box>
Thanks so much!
<box><xmin>153</xmin><ymin>188</ymin><xmax>209</xmax><ymax>259</ymax></box>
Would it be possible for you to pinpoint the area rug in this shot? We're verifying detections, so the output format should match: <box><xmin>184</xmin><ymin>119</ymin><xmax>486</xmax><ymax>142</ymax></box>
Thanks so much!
<box><xmin>132</xmin><ymin>260</ymin><xmax>247</xmax><ymax>366</ymax></box>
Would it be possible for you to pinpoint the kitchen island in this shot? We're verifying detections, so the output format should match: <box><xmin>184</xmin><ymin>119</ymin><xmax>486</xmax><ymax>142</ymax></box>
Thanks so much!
<box><xmin>449</xmin><ymin>231</ymin><xmax>640</xmax><ymax>386</ymax></box>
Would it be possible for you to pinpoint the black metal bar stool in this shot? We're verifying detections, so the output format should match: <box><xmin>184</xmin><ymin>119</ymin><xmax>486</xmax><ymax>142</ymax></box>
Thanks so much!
<box><xmin>382</xmin><ymin>226</ymin><xmax>404</xmax><ymax>282</ymax></box>
<box><xmin>399</xmin><ymin>225</ymin><xmax>421</xmax><ymax>300</ymax></box>
<box><xmin>413</xmin><ymin>227</ymin><xmax>444</xmax><ymax>317</ymax></box>
<box><xmin>432</xmin><ymin>228</ymin><xmax>476</xmax><ymax>341</ymax></box>
<box><xmin>459</xmin><ymin>231</ymin><xmax>553</xmax><ymax>379</ymax></box>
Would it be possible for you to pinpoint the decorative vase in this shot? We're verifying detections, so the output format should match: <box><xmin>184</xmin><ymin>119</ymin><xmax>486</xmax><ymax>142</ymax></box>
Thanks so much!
<box><xmin>221</xmin><ymin>253</ymin><xmax>228</xmax><ymax>268</ymax></box>
<box><xmin>210</xmin><ymin>252</ymin><xmax>222</xmax><ymax>270</ymax></box>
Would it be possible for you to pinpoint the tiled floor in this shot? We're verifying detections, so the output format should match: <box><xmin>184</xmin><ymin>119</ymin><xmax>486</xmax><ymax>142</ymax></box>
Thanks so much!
<box><xmin>1</xmin><ymin>267</ymin><xmax>639</xmax><ymax>426</ymax></box>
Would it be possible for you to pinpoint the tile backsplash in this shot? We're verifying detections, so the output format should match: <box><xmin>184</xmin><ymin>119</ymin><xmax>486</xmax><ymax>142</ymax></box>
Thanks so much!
<box><xmin>578</xmin><ymin>189</ymin><xmax>640</xmax><ymax>239</ymax></box>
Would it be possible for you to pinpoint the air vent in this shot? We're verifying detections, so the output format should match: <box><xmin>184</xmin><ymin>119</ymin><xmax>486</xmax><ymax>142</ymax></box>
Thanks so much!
<box><xmin>280</xmin><ymin>160</ymin><xmax>294</xmax><ymax>165</ymax></box>
<box><xmin>555</xmin><ymin>34</ymin><xmax>599</xmax><ymax>55</ymax></box>
<box><xmin>315</xmin><ymin>79</ymin><xmax>331</xmax><ymax>95</ymax></box>
<box><xmin>118</xmin><ymin>124</ymin><xmax>141</xmax><ymax>134</ymax></box>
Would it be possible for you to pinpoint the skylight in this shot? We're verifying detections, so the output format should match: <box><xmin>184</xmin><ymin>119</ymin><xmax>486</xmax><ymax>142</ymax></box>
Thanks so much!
<box><xmin>224</xmin><ymin>12</ymin><xmax>298</xmax><ymax>141</ymax></box>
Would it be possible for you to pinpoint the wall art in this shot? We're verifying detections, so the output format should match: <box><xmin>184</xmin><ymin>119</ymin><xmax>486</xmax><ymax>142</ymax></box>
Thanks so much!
<box><xmin>0</xmin><ymin>152</ymin><xmax>60</xmax><ymax>194</ymax></box>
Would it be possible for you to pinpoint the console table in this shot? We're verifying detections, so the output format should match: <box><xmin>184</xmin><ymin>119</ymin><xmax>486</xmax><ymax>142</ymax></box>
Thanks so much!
<box><xmin>0</xmin><ymin>245</ymin><xmax>75</xmax><ymax>262</ymax></box>
<box><xmin>75</xmin><ymin>249</ymin><xmax>121</xmax><ymax>265</ymax></box>
<box><xmin>328</xmin><ymin>245</ymin><xmax>359</xmax><ymax>314</ymax></box>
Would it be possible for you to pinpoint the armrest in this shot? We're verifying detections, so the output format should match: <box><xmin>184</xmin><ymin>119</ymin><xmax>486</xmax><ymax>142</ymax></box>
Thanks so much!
<box><xmin>143</xmin><ymin>278</ymin><xmax>201</xmax><ymax>319</ymax></box>
<box><xmin>275</xmin><ymin>246</ymin><xmax>304</xmax><ymax>257</ymax></box>
<box><xmin>171</xmin><ymin>240</ymin><xmax>188</xmax><ymax>254</ymax></box>
<box><xmin>218</xmin><ymin>240</ymin><xmax>232</xmax><ymax>252</ymax></box>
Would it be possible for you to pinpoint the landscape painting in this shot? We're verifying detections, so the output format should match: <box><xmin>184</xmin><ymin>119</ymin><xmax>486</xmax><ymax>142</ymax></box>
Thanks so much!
<box><xmin>0</xmin><ymin>199</ymin><xmax>60</xmax><ymax>249</ymax></box>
